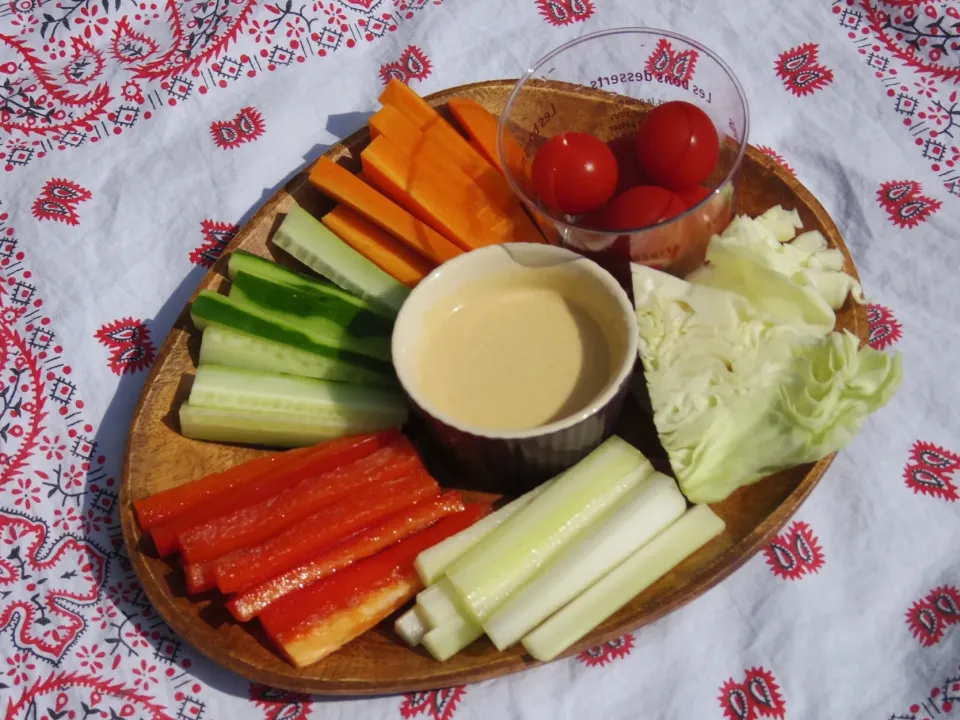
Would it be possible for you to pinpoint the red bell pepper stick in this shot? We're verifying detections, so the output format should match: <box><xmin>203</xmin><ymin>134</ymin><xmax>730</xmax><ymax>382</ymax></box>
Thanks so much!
<box><xmin>147</xmin><ymin>430</ymin><xmax>398</xmax><ymax>556</ymax></box>
<box><xmin>184</xmin><ymin>562</ymin><xmax>218</xmax><ymax>595</ymax></box>
<box><xmin>135</xmin><ymin>446</ymin><xmax>313</xmax><ymax>530</ymax></box>
<box><xmin>136</xmin><ymin>429</ymin><xmax>398</xmax><ymax>531</ymax></box>
<box><xmin>227</xmin><ymin>491</ymin><xmax>467</xmax><ymax>621</ymax></box>
<box><xmin>259</xmin><ymin>504</ymin><xmax>491</xmax><ymax>667</ymax></box>
<box><xmin>260</xmin><ymin>503</ymin><xmax>491</xmax><ymax>640</ymax></box>
<box><xmin>214</xmin><ymin>469</ymin><xmax>440</xmax><ymax>594</ymax></box>
<box><xmin>178</xmin><ymin>437</ymin><xmax>421</xmax><ymax>564</ymax></box>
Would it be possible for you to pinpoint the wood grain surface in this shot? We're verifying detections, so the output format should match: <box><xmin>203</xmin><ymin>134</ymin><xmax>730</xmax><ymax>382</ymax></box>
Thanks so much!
<box><xmin>120</xmin><ymin>79</ymin><xmax>867</xmax><ymax>695</ymax></box>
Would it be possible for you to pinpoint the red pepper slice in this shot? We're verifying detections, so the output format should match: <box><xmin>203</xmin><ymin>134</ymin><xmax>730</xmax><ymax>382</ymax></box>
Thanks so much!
<box><xmin>136</xmin><ymin>429</ymin><xmax>398</xmax><ymax>531</ymax></box>
<box><xmin>260</xmin><ymin>503</ymin><xmax>492</xmax><ymax>642</ymax></box>
<box><xmin>184</xmin><ymin>561</ymin><xmax>218</xmax><ymax>595</ymax></box>
<box><xmin>214</xmin><ymin>469</ymin><xmax>440</xmax><ymax>594</ymax></box>
<box><xmin>178</xmin><ymin>437</ymin><xmax>421</xmax><ymax>564</ymax></box>
<box><xmin>227</xmin><ymin>491</ymin><xmax>466</xmax><ymax>622</ymax></box>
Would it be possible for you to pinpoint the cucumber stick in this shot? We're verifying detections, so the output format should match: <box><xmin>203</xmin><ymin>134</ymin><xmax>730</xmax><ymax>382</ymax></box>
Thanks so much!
<box><xmin>179</xmin><ymin>404</ymin><xmax>381</xmax><ymax>447</ymax></box>
<box><xmin>273</xmin><ymin>203</ymin><xmax>409</xmax><ymax>316</ymax></box>
<box><xmin>228</xmin><ymin>250</ymin><xmax>339</xmax><ymax>298</ymax></box>
<box><xmin>414</xmin><ymin>479</ymin><xmax>555</xmax><ymax>586</ymax></box>
<box><xmin>445</xmin><ymin>436</ymin><xmax>654</xmax><ymax>624</ymax></box>
<box><xmin>181</xmin><ymin>365</ymin><xmax>407</xmax><ymax>447</ymax></box>
<box><xmin>199</xmin><ymin>326</ymin><xmax>396</xmax><ymax>387</ymax></box>
<box><xmin>521</xmin><ymin>505</ymin><xmax>726</xmax><ymax>662</ymax></box>
<box><xmin>394</xmin><ymin>606</ymin><xmax>428</xmax><ymax>647</ymax></box>
<box><xmin>229</xmin><ymin>271</ymin><xmax>392</xmax><ymax>359</ymax></box>
<box><xmin>483</xmin><ymin>472</ymin><xmax>686</xmax><ymax>650</ymax></box>
<box><xmin>191</xmin><ymin>291</ymin><xmax>393</xmax><ymax>377</ymax></box>
<box><xmin>422</xmin><ymin>617</ymin><xmax>484</xmax><ymax>662</ymax></box>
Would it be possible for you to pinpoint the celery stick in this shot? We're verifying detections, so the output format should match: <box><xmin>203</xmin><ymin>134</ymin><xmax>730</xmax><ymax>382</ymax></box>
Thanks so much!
<box><xmin>394</xmin><ymin>606</ymin><xmax>428</xmax><ymax>647</ymax></box>
<box><xmin>422</xmin><ymin>617</ymin><xmax>484</xmax><ymax>662</ymax></box>
<box><xmin>445</xmin><ymin>436</ymin><xmax>653</xmax><ymax>624</ymax></box>
<box><xmin>521</xmin><ymin>505</ymin><xmax>725</xmax><ymax>662</ymax></box>
<box><xmin>417</xmin><ymin>578</ymin><xmax>467</xmax><ymax>628</ymax></box>
<box><xmin>414</xmin><ymin>480</ymin><xmax>555</xmax><ymax>586</ymax></box>
<box><xmin>483</xmin><ymin>472</ymin><xmax>686</xmax><ymax>650</ymax></box>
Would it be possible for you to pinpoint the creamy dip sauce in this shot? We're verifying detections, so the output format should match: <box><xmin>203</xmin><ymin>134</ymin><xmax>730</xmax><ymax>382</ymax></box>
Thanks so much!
<box><xmin>417</xmin><ymin>272</ymin><xmax>619</xmax><ymax>431</ymax></box>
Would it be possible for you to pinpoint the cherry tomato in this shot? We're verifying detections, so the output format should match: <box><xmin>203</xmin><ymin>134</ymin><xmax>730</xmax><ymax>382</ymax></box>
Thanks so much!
<box><xmin>607</xmin><ymin>135</ymin><xmax>650</xmax><ymax>195</ymax></box>
<box><xmin>635</xmin><ymin>101</ymin><xmax>720</xmax><ymax>190</ymax></box>
<box><xmin>531</xmin><ymin>132</ymin><xmax>618</xmax><ymax>215</ymax></box>
<box><xmin>584</xmin><ymin>185</ymin><xmax>687</xmax><ymax>231</ymax></box>
<box><xmin>674</xmin><ymin>184</ymin><xmax>714</xmax><ymax>209</ymax></box>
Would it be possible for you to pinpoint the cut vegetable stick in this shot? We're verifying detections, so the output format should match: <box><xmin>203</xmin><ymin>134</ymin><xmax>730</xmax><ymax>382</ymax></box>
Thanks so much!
<box><xmin>321</xmin><ymin>205</ymin><xmax>434</xmax><ymax>287</ymax></box>
<box><xmin>178</xmin><ymin>438</ymin><xmax>421</xmax><ymax>564</ymax></box>
<box><xmin>151</xmin><ymin>431</ymin><xmax>400</xmax><ymax>556</ymax></box>
<box><xmin>214</xmin><ymin>470</ymin><xmax>440</xmax><ymax>594</ymax></box>
<box><xmin>308</xmin><ymin>156</ymin><xmax>462</xmax><ymax>264</ymax></box>
<box><xmin>422</xmin><ymin>616</ymin><xmax>484</xmax><ymax>662</ymax></box>
<box><xmin>379</xmin><ymin>78</ymin><xmax>438</xmax><ymax>128</ymax></box>
<box><xmin>414</xmin><ymin>480</ymin><xmax>554</xmax><ymax>585</ymax></box>
<box><xmin>178</xmin><ymin>403</ymin><xmax>404</xmax><ymax>450</ymax></box>
<box><xmin>483</xmin><ymin>472</ymin><xmax>687</xmax><ymax>651</ymax></box>
<box><xmin>273</xmin><ymin>569</ymin><xmax>421</xmax><ymax>667</ymax></box>
<box><xmin>134</xmin><ymin>445</ymin><xmax>314</xmax><ymax>531</ymax></box>
<box><xmin>447</xmin><ymin>98</ymin><xmax>529</xmax><ymax>183</ymax></box>
<box><xmin>372</xmin><ymin>103</ymin><xmax>524</xmax><ymax>221</ymax></box>
<box><xmin>369</xmin><ymin>104</ymin><xmax>426</xmax><ymax>155</ymax></box>
<box><xmin>227</xmin><ymin>493</ymin><xmax>472</xmax><ymax>621</ymax></box>
<box><xmin>362</xmin><ymin>137</ymin><xmax>520</xmax><ymax>251</ymax></box>
<box><xmin>416</xmin><ymin>577</ymin><xmax>466</xmax><ymax>628</ymax></box>
<box><xmin>445</xmin><ymin>436</ymin><xmax>654</xmax><ymax>624</ymax></box>
<box><xmin>185</xmin><ymin>562</ymin><xmax>218</xmax><ymax>595</ymax></box>
<box><xmin>271</xmin><ymin>203</ymin><xmax>409</xmax><ymax>317</ymax></box>
<box><xmin>521</xmin><ymin>505</ymin><xmax>726</xmax><ymax>662</ymax></box>
<box><xmin>260</xmin><ymin>508</ymin><xmax>489</xmax><ymax>665</ymax></box>
<box><xmin>394</xmin><ymin>606</ymin><xmax>428</xmax><ymax>647</ymax></box>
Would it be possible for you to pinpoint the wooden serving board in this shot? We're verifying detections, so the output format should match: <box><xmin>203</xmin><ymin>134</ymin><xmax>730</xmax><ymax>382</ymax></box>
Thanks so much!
<box><xmin>120</xmin><ymin>80</ymin><xmax>867</xmax><ymax>695</ymax></box>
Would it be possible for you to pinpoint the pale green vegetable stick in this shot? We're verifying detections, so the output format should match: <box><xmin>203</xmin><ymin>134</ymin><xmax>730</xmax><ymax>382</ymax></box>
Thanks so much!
<box><xmin>521</xmin><ymin>504</ymin><xmax>725</xmax><ymax>662</ymax></box>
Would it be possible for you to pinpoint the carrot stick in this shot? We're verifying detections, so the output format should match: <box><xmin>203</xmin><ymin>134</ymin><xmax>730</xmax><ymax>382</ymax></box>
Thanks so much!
<box><xmin>447</xmin><ymin>97</ymin><xmax>529</xmax><ymax>183</ymax></box>
<box><xmin>308</xmin><ymin>156</ymin><xmax>463</xmax><ymax>264</ymax></box>
<box><xmin>148</xmin><ymin>429</ymin><xmax>399</xmax><ymax>557</ymax></box>
<box><xmin>321</xmin><ymin>205</ymin><xmax>434</xmax><ymax>287</ymax></box>
<box><xmin>379</xmin><ymin>78</ymin><xmax>438</xmax><ymax>128</ymax></box>
<box><xmin>260</xmin><ymin>505</ymin><xmax>491</xmax><ymax>666</ymax></box>
<box><xmin>134</xmin><ymin>445</ymin><xmax>314</xmax><ymax>530</ymax></box>
<box><xmin>362</xmin><ymin>137</ymin><xmax>519</xmax><ymax>251</ymax></box>
<box><xmin>177</xmin><ymin>438</ymin><xmax>421</xmax><ymax>564</ymax></box>
<box><xmin>227</xmin><ymin>492</ymin><xmax>468</xmax><ymax>621</ymax></box>
<box><xmin>214</xmin><ymin>470</ymin><xmax>440</xmax><ymax>594</ymax></box>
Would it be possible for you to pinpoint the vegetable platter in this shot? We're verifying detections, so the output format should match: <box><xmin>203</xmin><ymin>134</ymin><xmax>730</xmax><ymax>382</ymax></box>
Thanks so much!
<box><xmin>120</xmin><ymin>79</ymin><xmax>870</xmax><ymax>694</ymax></box>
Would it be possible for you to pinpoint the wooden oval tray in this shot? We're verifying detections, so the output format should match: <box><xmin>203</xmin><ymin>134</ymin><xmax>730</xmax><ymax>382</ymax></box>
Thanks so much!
<box><xmin>120</xmin><ymin>79</ymin><xmax>867</xmax><ymax>695</ymax></box>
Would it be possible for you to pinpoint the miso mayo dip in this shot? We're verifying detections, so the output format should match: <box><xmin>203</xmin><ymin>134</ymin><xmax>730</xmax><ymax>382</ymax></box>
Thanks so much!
<box><xmin>416</xmin><ymin>268</ymin><xmax>624</xmax><ymax>432</ymax></box>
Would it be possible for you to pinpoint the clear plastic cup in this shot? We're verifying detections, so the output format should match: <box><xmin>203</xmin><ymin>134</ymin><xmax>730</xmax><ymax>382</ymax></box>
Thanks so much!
<box><xmin>498</xmin><ymin>28</ymin><xmax>749</xmax><ymax>282</ymax></box>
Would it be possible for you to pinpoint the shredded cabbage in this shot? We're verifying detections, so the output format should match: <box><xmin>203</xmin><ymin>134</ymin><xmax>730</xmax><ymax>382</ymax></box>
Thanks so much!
<box><xmin>632</xmin><ymin>262</ymin><xmax>902</xmax><ymax>504</ymax></box>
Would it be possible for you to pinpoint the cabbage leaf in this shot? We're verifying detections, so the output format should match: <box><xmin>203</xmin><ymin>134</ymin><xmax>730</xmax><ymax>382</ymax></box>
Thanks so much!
<box><xmin>632</xmin><ymin>263</ymin><xmax>902</xmax><ymax>504</ymax></box>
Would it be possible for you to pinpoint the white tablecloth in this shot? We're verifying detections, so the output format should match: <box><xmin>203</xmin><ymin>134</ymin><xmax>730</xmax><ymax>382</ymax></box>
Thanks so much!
<box><xmin>2</xmin><ymin>0</ymin><xmax>959</xmax><ymax>717</ymax></box>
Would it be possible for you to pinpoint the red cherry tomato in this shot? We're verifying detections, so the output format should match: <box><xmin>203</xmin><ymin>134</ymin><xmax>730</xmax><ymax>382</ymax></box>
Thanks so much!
<box><xmin>531</xmin><ymin>132</ymin><xmax>618</xmax><ymax>215</ymax></box>
<box><xmin>635</xmin><ymin>101</ymin><xmax>720</xmax><ymax>190</ymax></box>
<box><xmin>607</xmin><ymin>135</ymin><xmax>650</xmax><ymax>195</ymax></box>
<box><xmin>674</xmin><ymin>184</ymin><xmax>714</xmax><ymax>209</ymax></box>
<box><xmin>585</xmin><ymin>186</ymin><xmax>686</xmax><ymax>231</ymax></box>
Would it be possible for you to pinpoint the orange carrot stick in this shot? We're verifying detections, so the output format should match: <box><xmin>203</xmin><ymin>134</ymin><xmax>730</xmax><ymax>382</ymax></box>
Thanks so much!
<box><xmin>309</xmin><ymin>156</ymin><xmax>462</xmax><ymax>264</ymax></box>
<box><xmin>321</xmin><ymin>205</ymin><xmax>434</xmax><ymax>287</ymax></box>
